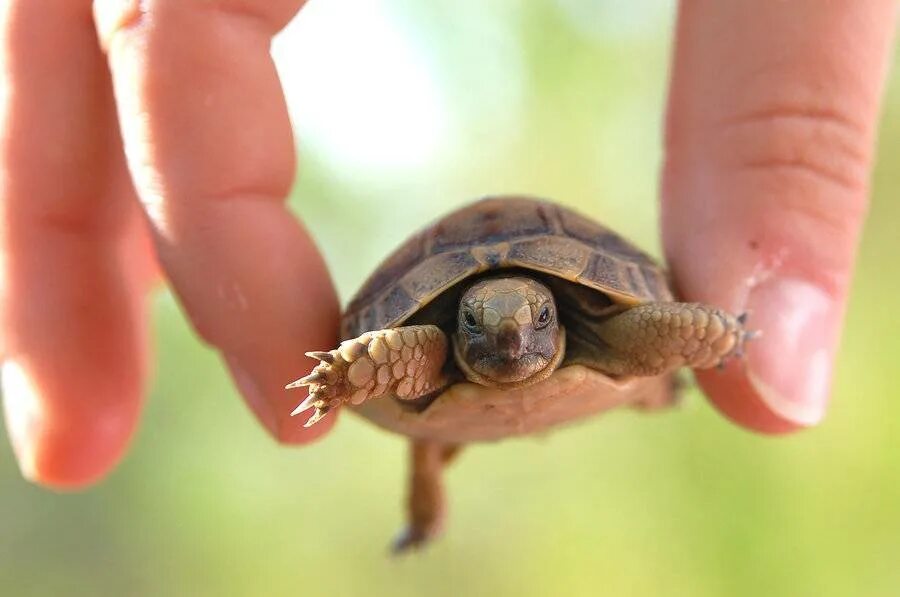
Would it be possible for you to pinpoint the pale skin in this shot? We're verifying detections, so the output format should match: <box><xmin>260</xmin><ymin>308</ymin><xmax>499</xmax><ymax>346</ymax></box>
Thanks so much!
<box><xmin>0</xmin><ymin>1</ymin><xmax>896</xmax><ymax>490</ymax></box>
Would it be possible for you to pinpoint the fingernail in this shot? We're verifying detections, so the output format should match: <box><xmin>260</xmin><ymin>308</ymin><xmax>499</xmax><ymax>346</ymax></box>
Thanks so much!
<box><xmin>745</xmin><ymin>277</ymin><xmax>841</xmax><ymax>427</ymax></box>
<box><xmin>223</xmin><ymin>354</ymin><xmax>278</xmax><ymax>434</ymax></box>
<box><xmin>1</xmin><ymin>359</ymin><xmax>41</xmax><ymax>481</ymax></box>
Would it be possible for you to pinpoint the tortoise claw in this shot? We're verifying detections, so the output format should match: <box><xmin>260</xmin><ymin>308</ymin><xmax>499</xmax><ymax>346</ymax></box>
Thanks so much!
<box><xmin>305</xmin><ymin>350</ymin><xmax>335</xmax><ymax>363</ymax></box>
<box><xmin>289</xmin><ymin>349</ymin><xmax>350</xmax><ymax>425</ymax></box>
<box><xmin>285</xmin><ymin>378</ymin><xmax>307</xmax><ymax>390</ymax></box>
<box><xmin>290</xmin><ymin>390</ymin><xmax>334</xmax><ymax>427</ymax></box>
<box><xmin>290</xmin><ymin>392</ymin><xmax>322</xmax><ymax>416</ymax></box>
<box><xmin>296</xmin><ymin>371</ymin><xmax>327</xmax><ymax>386</ymax></box>
<box><xmin>303</xmin><ymin>408</ymin><xmax>330</xmax><ymax>428</ymax></box>
<box><xmin>713</xmin><ymin>319</ymin><xmax>762</xmax><ymax>372</ymax></box>
<box><xmin>286</xmin><ymin>369</ymin><xmax>329</xmax><ymax>389</ymax></box>
<box><xmin>390</xmin><ymin>528</ymin><xmax>426</xmax><ymax>556</ymax></box>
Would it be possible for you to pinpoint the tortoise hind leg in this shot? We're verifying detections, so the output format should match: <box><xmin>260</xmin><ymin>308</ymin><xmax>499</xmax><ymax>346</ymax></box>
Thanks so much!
<box><xmin>392</xmin><ymin>440</ymin><xmax>461</xmax><ymax>554</ymax></box>
<box><xmin>287</xmin><ymin>325</ymin><xmax>449</xmax><ymax>426</ymax></box>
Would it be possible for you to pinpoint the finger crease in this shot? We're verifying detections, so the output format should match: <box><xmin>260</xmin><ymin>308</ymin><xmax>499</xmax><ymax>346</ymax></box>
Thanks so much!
<box><xmin>738</xmin><ymin>158</ymin><xmax>865</xmax><ymax>194</ymax></box>
<box><xmin>199</xmin><ymin>188</ymin><xmax>290</xmax><ymax>206</ymax></box>
<box><xmin>717</xmin><ymin>105</ymin><xmax>868</xmax><ymax>140</ymax></box>
<box><xmin>26</xmin><ymin>211</ymin><xmax>123</xmax><ymax>238</ymax></box>
<box><xmin>209</xmin><ymin>3</ymin><xmax>276</xmax><ymax>35</ymax></box>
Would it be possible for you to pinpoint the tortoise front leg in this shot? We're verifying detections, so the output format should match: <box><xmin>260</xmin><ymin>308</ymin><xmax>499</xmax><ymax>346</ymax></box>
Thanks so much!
<box><xmin>287</xmin><ymin>325</ymin><xmax>449</xmax><ymax>427</ymax></box>
<box><xmin>392</xmin><ymin>440</ymin><xmax>461</xmax><ymax>554</ymax></box>
<box><xmin>592</xmin><ymin>302</ymin><xmax>753</xmax><ymax>377</ymax></box>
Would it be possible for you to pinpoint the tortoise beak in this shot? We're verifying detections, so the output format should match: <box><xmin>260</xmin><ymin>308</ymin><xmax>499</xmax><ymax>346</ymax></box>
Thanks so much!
<box><xmin>495</xmin><ymin>322</ymin><xmax>525</xmax><ymax>360</ymax></box>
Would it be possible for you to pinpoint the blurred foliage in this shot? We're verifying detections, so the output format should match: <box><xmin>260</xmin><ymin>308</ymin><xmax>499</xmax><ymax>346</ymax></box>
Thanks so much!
<box><xmin>2</xmin><ymin>1</ymin><xmax>900</xmax><ymax>596</ymax></box>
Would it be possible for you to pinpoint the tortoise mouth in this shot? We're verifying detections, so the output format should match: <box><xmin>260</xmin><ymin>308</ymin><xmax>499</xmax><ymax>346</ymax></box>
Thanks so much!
<box><xmin>472</xmin><ymin>353</ymin><xmax>549</xmax><ymax>383</ymax></box>
<box><xmin>453</xmin><ymin>327</ymin><xmax>567</xmax><ymax>390</ymax></box>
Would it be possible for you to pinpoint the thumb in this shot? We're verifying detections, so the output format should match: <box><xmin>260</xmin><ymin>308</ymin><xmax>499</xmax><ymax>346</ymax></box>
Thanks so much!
<box><xmin>662</xmin><ymin>1</ymin><xmax>897</xmax><ymax>432</ymax></box>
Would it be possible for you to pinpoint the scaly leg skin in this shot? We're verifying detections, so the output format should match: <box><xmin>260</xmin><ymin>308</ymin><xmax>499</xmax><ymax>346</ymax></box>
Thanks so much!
<box><xmin>593</xmin><ymin>302</ymin><xmax>755</xmax><ymax>377</ymax></box>
<box><xmin>286</xmin><ymin>325</ymin><xmax>449</xmax><ymax>427</ymax></box>
<box><xmin>392</xmin><ymin>440</ymin><xmax>461</xmax><ymax>555</ymax></box>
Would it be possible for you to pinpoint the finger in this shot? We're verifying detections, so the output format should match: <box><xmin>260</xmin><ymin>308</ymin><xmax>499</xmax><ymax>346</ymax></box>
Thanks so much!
<box><xmin>95</xmin><ymin>0</ymin><xmax>340</xmax><ymax>442</ymax></box>
<box><xmin>0</xmin><ymin>0</ymin><xmax>154</xmax><ymax>487</ymax></box>
<box><xmin>663</xmin><ymin>0</ymin><xmax>897</xmax><ymax>432</ymax></box>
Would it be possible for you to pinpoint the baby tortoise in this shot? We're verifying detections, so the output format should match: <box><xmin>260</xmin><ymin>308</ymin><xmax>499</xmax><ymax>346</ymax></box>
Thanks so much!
<box><xmin>288</xmin><ymin>196</ymin><xmax>751</xmax><ymax>553</ymax></box>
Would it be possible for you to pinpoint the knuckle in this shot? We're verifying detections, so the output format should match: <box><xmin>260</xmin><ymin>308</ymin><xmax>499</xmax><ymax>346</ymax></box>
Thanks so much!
<box><xmin>717</xmin><ymin>104</ymin><xmax>872</xmax><ymax>194</ymax></box>
<box><xmin>95</xmin><ymin>0</ymin><xmax>301</xmax><ymax>47</ymax></box>
<box><xmin>712</xmin><ymin>103</ymin><xmax>874</xmax><ymax>230</ymax></box>
<box><xmin>208</xmin><ymin>0</ymin><xmax>304</xmax><ymax>31</ymax></box>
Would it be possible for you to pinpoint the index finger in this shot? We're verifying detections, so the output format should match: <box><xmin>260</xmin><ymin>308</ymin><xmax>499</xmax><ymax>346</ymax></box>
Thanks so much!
<box><xmin>95</xmin><ymin>0</ymin><xmax>340</xmax><ymax>442</ymax></box>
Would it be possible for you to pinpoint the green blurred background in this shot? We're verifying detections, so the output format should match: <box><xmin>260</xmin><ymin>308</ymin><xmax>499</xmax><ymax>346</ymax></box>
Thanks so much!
<box><xmin>3</xmin><ymin>1</ymin><xmax>900</xmax><ymax>595</ymax></box>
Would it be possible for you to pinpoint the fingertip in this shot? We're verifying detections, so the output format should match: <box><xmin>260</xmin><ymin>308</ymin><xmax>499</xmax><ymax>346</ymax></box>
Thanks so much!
<box><xmin>1</xmin><ymin>360</ymin><xmax>41</xmax><ymax>481</ymax></box>
<box><xmin>224</xmin><ymin>349</ymin><xmax>338</xmax><ymax>446</ymax></box>
<box><xmin>2</xmin><ymin>358</ymin><xmax>141</xmax><ymax>489</ymax></box>
<box><xmin>698</xmin><ymin>276</ymin><xmax>843</xmax><ymax>435</ymax></box>
<box><xmin>697</xmin><ymin>367</ymin><xmax>807</xmax><ymax>436</ymax></box>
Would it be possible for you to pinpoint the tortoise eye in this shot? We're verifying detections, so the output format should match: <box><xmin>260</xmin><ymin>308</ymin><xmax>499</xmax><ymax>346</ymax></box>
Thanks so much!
<box><xmin>462</xmin><ymin>310</ymin><xmax>481</xmax><ymax>332</ymax></box>
<box><xmin>536</xmin><ymin>305</ymin><xmax>552</xmax><ymax>328</ymax></box>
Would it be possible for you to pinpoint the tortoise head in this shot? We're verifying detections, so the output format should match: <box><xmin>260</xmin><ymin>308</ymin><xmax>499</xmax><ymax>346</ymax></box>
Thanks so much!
<box><xmin>453</xmin><ymin>275</ymin><xmax>565</xmax><ymax>388</ymax></box>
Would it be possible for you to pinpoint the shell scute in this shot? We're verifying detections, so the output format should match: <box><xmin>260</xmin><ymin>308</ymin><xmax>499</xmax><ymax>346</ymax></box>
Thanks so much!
<box><xmin>505</xmin><ymin>236</ymin><xmax>590</xmax><ymax>282</ymax></box>
<box><xmin>342</xmin><ymin>196</ymin><xmax>671</xmax><ymax>338</ymax></box>
<box><xmin>400</xmin><ymin>251</ymin><xmax>481</xmax><ymax>304</ymax></box>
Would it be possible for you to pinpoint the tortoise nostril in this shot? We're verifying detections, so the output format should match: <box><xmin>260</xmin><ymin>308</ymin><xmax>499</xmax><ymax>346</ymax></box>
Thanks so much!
<box><xmin>496</xmin><ymin>325</ymin><xmax>524</xmax><ymax>358</ymax></box>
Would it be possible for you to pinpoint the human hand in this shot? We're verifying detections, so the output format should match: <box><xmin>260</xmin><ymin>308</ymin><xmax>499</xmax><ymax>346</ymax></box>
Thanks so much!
<box><xmin>2</xmin><ymin>1</ymin><xmax>896</xmax><ymax>490</ymax></box>
<box><xmin>0</xmin><ymin>0</ymin><xmax>339</xmax><ymax>488</ymax></box>
<box><xmin>662</xmin><ymin>1</ymin><xmax>897</xmax><ymax>431</ymax></box>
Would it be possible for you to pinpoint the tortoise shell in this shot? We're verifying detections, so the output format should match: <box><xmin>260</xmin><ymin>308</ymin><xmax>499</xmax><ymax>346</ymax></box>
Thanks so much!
<box><xmin>343</xmin><ymin>196</ymin><xmax>673</xmax><ymax>339</ymax></box>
